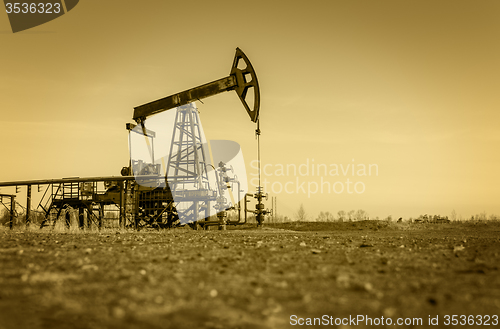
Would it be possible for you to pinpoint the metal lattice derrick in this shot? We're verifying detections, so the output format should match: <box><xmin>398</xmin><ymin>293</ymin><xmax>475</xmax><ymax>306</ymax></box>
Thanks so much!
<box><xmin>166</xmin><ymin>104</ymin><xmax>210</xmax><ymax>188</ymax></box>
<box><xmin>164</xmin><ymin>103</ymin><xmax>215</xmax><ymax>225</ymax></box>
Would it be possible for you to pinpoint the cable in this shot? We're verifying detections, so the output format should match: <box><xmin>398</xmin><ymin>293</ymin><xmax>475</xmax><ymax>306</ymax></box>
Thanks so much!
<box><xmin>256</xmin><ymin>119</ymin><xmax>261</xmax><ymax>191</ymax></box>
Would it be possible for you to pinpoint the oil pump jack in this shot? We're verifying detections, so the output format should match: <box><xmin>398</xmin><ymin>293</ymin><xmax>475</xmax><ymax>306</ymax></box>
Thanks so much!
<box><xmin>128</xmin><ymin>47</ymin><xmax>269</xmax><ymax>229</ymax></box>
<box><xmin>0</xmin><ymin>48</ymin><xmax>268</xmax><ymax>230</ymax></box>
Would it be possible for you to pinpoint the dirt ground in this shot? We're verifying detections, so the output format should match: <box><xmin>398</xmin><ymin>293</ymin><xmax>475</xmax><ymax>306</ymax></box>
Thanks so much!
<box><xmin>0</xmin><ymin>220</ymin><xmax>499</xmax><ymax>329</ymax></box>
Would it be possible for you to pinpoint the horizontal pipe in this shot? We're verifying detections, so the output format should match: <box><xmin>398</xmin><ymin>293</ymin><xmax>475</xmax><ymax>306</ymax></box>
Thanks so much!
<box><xmin>227</xmin><ymin>216</ymin><xmax>246</xmax><ymax>226</ymax></box>
<box><xmin>0</xmin><ymin>175</ymin><xmax>163</xmax><ymax>187</ymax></box>
<box><xmin>226</xmin><ymin>181</ymin><xmax>246</xmax><ymax>226</ymax></box>
<box><xmin>201</xmin><ymin>220</ymin><xmax>224</xmax><ymax>227</ymax></box>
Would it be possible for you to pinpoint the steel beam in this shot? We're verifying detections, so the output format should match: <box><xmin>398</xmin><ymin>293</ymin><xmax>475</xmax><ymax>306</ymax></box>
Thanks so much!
<box><xmin>133</xmin><ymin>76</ymin><xmax>236</xmax><ymax>122</ymax></box>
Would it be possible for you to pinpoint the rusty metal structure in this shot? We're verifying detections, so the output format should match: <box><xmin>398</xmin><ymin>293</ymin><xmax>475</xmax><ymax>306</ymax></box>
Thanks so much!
<box><xmin>0</xmin><ymin>194</ymin><xmax>16</xmax><ymax>229</ymax></box>
<box><xmin>0</xmin><ymin>176</ymin><xmax>154</xmax><ymax>229</ymax></box>
<box><xmin>0</xmin><ymin>48</ymin><xmax>269</xmax><ymax>230</ymax></box>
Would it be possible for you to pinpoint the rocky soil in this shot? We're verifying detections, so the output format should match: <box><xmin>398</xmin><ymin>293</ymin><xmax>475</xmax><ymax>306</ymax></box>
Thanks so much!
<box><xmin>0</xmin><ymin>220</ymin><xmax>499</xmax><ymax>328</ymax></box>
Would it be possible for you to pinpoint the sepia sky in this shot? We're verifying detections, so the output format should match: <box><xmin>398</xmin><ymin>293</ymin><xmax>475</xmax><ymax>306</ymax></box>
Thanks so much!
<box><xmin>1</xmin><ymin>0</ymin><xmax>499</xmax><ymax>220</ymax></box>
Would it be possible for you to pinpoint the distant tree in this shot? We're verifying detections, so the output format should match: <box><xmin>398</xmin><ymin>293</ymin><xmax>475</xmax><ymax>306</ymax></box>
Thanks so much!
<box><xmin>477</xmin><ymin>212</ymin><xmax>488</xmax><ymax>221</ymax></box>
<box><xmin>451</xmin><ymin>209</ymin><xmax>457</xmax><ymax>221</ymax></box>
<box><xmin>325</xmin><ymin>211</ymin><xmax>334</xmax><ymax>222</ymax></box>
<box><xmin>385</xmin><ymin>215</ymin><xmax>393</xmax><ymax>222</ymax></box>
<box><xmin>296</xmin><ymin>204</ymin><xmax>307</xmax><ymax>221</ymax></box>
<box><xmin>347</xmin><ymin>210</ymin><xmax>355</xmax><ymax>222</ymax></box>
<box><xmin>355</xmin><ymin>209</ymin><xmax>369</xmax><ymax>221</ymax></box>
<box><xmin>337</xmin><ymin>210</ymin><xmax>346</xmax><ymax>222</ymax></box>
<box><xmin>472</xmin><ymin>212</ymin><xmax>487</xmax><ymax>221</ymax></box>
<box><xmin>318</xmin><ymin>211</ymin><xmax>334</xmax><ymax>222</ymax></box>
<box><xmin>317</xmin><ymin>211</ymin><xmax>325</xmax><ymax>222</ymax></box>
<box><xmin>317</xmin><ymin>211</ymin><xmax>326</xmax><ymax>222</ymax></box>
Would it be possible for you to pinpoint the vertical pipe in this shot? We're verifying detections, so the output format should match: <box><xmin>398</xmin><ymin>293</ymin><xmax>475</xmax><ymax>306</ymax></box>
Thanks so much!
<box><xmin>244</xmin><ymin>193</ymin><xmax>249</xmax><ymax>224</ymax></box>
<box><xmin>271</xmin><ymin>196</ymin><xmax>274</xmax><ymax>223</ymax></box>
<box><xmin>133</xmin><ymin>184</ymin><xmax>138</xmax><ymax>230</ymax></box>
<box><xmin>275</xmin><ymin>196</ymin><xmax>277</xmax><ymax>221</ymax></box>
<box><xmin>273</xmin><ymin>197</ymin><xmax>276</xmax><ymax>223</ymax></box>
<box><xmin>99</xmin><ymin>204</ymin><xmax>103</xmax><ymax>230</ymax></box>
<box><xmin>87</xmin><ymin>207</ymin><xmax>91</xmax><ymax>229</ymax></box>
<box><xmin>119</xmin><ymin>181</ymin><xmax>124</xmax><ymax>228</ymax></box>
<box><xmin>10</xmin><ymin>196</ymin><xmax>15</xmax><ymax>229</ymax></box>
<box><xmin>204</xmin><ymin>200</ymin><xmax>210</xmax><ymax>230</ymax></box>
<box><xmin>274</xmin><ymin>197</ymin><xmax>276</xmax><ymax>222</ymax></box>
<box><xmin>78</xmin><ymin>207</ymin><xmax>84</xmax><ymax>229</ymax></box>
<box><xmin>26</xmin><ymin>185</ymin><xmax>31</xmax><ymax>226</ymax></box>
<box><xmin>237</xmin><ymin>181</ymin><xmax>241</xmax><ymax>223</ymax></box>
<box><xmin>270</xmin><ymin>197</ymin><xmax>273</xmax><ymax>223</ymax></box>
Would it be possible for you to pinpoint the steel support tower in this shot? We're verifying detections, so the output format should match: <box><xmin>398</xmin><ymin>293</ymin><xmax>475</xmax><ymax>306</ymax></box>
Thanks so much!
<box><xmin>165</xmin><ymin>103</ymin><xmax>216</xmax><ymax>225</ymax></box>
